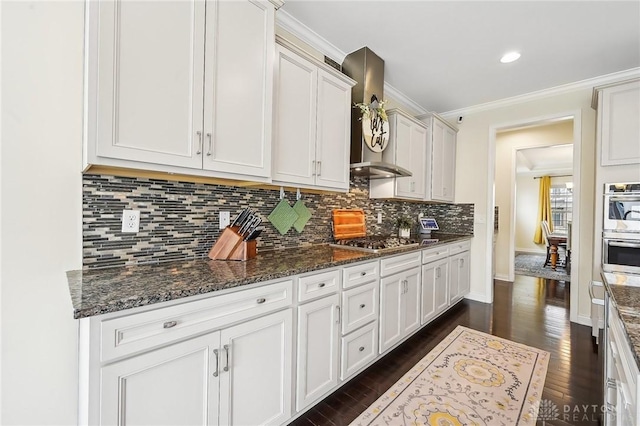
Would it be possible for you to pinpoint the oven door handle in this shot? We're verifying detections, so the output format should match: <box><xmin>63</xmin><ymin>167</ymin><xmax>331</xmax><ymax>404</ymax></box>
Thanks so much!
<box><xmin>608</xmin><ymin>241</ymin><xmax>640</xmax><ymax>249</ymax></box>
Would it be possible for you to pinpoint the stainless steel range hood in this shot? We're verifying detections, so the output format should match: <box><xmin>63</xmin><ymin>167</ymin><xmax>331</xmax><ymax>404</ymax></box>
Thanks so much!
<box><xmin>342</xmin><ymin>47</ymin><xmax>411</xmax><ymax>179</ymax></box>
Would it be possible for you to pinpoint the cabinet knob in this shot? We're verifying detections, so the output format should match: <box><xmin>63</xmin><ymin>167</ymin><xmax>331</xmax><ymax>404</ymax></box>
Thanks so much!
<box><xmin>360</xmin><ymin>304</ymin><xmax>365</xmax><ymax>309</ymax></box>
<box><xmin>318</xmin><ymin>283</ymin><xmax>326</xmax><ymax>288</ymax></box>
<box><xmin>256</xmin><ymin>298</ymin><xmax>266</xmax><ymax>304</ymax></box>
<box><xmin>163</xmin><ymin>320</ymin><xmax>177</xmax><ymax>329</ymax></box>
<box><xmin>360</xmin><ymin>272</ymin><xmax>367</xmax><ymax>276</ymax></box>
<box><xmin>359</xmin><ymin>346</ymin><xmax>365</xmax><ymax>352</ymax></box>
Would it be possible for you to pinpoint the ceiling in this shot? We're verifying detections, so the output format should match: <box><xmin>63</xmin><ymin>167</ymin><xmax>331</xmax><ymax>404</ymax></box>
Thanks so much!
<box><xmin>516</xmin><ymin>144</ymin><xmax>573</xmax><ymax>175</ymax></box>
<box><xmin>279</xmin><ymin>1</ymin><xmax>640</xmax><ymax>114</ymax></box>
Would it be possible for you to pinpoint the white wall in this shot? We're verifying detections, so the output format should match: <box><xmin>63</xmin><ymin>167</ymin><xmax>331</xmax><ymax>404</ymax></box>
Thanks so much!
<box><xmin>444</xmin><ymin>89</ymin><xmax>596</xmax><ymax>324</ymax></box>
<box><xmin>494</xmin><ymin>120</ymin><xmax>573</xmax><ymax>278</ymax></box>
<box><xmin>515</xmin><ymin>174</ymin><xmax>543</xmax><ymax>253</ymax></box>
<box><xmin>1</xmin><ymin>2</ymin><xmax>83</xmax><ymax>424</ymax></box>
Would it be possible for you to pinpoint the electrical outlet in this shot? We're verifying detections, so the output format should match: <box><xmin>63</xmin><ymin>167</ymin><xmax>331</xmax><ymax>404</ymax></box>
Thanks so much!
<box><xmin>377</xmin><ymin>212</ymin><xmax>382</xmax><ymax>224</ymax></box>
<box><xmin>219</xmin><ymin>211</ymin><xmax>230</xmax><ymax>229</ymax></box>
<box><xmin>121</xmin><ymin>209</ymin><xmax>140</xmax><ymax>233</ymax></box>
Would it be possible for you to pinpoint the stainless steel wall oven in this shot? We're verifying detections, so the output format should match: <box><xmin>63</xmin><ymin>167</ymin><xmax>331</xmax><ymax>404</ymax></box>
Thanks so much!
<box><xmin>602</xmin><ymin>232</ymin><xmax>640</xmax><ymax>274</ymax></box>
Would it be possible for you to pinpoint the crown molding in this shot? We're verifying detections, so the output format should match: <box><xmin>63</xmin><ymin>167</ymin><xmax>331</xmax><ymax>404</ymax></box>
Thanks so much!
<box><xmin>276</xmin><ymin>10</ymin><xmax>346</xmax><ymax>63</ymax></box>
<box><xmin>276</xmin><ymin>9</ymin><xmax>428</xmax><ymax>116</ymax></box>
<box><xmin>384</xmin><ymin>82</ymin><xmax>428</xmax><ymax>116</ymax></box>
<box><xmin>440</xmin><ymin>67</ymin><xmax>640</xmax><ymax>119</ymax></box>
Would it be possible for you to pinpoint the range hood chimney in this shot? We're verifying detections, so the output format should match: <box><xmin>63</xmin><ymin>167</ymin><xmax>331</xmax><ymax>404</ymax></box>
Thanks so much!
<box><xmin>342</xmin><ymin>47</ymin><xmax>411</xmax><ymax>178</ymax></box>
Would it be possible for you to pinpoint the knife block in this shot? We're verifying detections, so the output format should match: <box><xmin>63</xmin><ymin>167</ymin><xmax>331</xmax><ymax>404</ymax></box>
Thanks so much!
<box><xmin>208</xmin><ymin>227</ymin><xmax>257</xmax><ymax>261</ymax></box>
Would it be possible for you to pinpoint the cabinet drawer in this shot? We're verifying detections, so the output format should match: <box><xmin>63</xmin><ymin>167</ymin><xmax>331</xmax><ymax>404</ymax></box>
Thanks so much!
<box><xmin>298</xmin><ymin>269</ymin><xmax>340</xmax><ymax>302</ymax></box>
<box><xmin>422</xmin><ymin>245</ymin><xmax>449</xmax><ymax>264</ymax></box>
<box><xmin>449</xmin><ymin>240</ymin><xmax>471</xmax><ymax>255</ymax></box>
<box><xmin>341</xmin><ymin>281</ymin><xmax>378</xmax><ymax>335</ymax></box>
<box><xmin>340</xmin><ymin>321</ymin><xmax>378</xmax><ymax>380</ymax></box>
<box><xmin>342</xmin><ymin>260</ymin><xmax>379</xmax><ymax>289</ymax></box>
<box><xmin>380</xmin><ymin>252</ymin><xmax>421</xmax><ymax>277</ymax></box>
<box><xmin>100</xmin><ymin>280</ymin><xmax>293</xmax><ymax>362</ymax></box>
<box><xmin>609</xmin><ymin>307</ymin><xmax>639</xmax><ymax>401</ymax></box>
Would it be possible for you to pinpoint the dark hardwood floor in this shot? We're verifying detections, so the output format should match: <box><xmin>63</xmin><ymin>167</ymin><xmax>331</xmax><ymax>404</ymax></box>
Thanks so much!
<box><xmin>290</xmin><ymin>275</ymin><xmax>602</xmax><ymax>426</ymax></box>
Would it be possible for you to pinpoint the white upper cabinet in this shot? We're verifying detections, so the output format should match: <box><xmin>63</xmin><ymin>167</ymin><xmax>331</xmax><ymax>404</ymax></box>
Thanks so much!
<box><xmin>594</xmin><ymin>79</ymin><xmax>640</xmax><ymax>166</ymax></box>
<box><xmin>422</xmin><ymin>113</ymin><xmax>457</xmax><ymax>203</ymax></box>
<box><xmin>272</xmin><ymin>41</ymin><xmax>355</xmax><ymax>191</ymax></box>
<box><xmin>202</xmin><ymin>0</ymin><xmax>274</xmax><ymax>177</ymax></box>
<box><xmin>86</xmin><ymin>0</ymin><xmax>279</xmax><ymax>181</ymax></box>
<box><xmin>369</xmin><ymin>109</ymin><xmax>429</xmax><ymax>200</ymax></box>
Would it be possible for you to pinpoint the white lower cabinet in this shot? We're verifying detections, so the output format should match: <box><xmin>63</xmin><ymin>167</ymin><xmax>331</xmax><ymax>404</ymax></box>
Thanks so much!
<box><xmin>83</xmin><ymin>242</ymin><xmax>474</xmax><ymax>426</ymax></box>
<box><xmin>379</xmin><ymin>265</ymin><xmax>421</xmax><ymax>354</ymax></box>
<box><xmin>100</xmin><ymin>309</ymin><xmax>293</xmax><ymax>426</ymax></box>
<box><xmin>101</xmin><ymin>333</ymin><xmax>218</xmax><ymax>426</ymax></box>
<box><xmin>421</xmin><ymin>258</ymin><xmax>449</xmax><ymax>324</ymax></box>
<box><xmin>449</xmin><ymin>250</ymin><xmax>470</xmax><ymax>304</ymax></box>
<box><xmin>605</xmin><ymin>300</ymin><xmax>640</xmax><ymax>425</ymax></box>
<box><xmin>296</xmin><ymin>293</ymin><xmax>340</xmax><ymax>412</ymax></box>
<box><xmin>340</xmin><ymin>321</ymin><xmax>378</xmax><ymax>380</ymax></box>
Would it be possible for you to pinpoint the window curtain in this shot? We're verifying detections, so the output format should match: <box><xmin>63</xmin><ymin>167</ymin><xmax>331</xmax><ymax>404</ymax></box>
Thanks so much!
<box><xmin>533</xmin><ymin>176</ymin><xmax>553</xmax><ymax>244</ymax></box>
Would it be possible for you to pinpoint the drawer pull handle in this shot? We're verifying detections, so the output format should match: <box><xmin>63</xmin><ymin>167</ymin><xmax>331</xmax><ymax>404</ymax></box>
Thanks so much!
<box><xmin>163</xmin><ymin>320</ymin><xmax>178</xmax><ymax>329</ymax></box>
<box><xmin>360</xmin><ymin>272</ymin><xmax>367</xmax><ymax>276</ymax></box>
<box><xmin>318</xmin><ymin>283</ymin><xmax>326</xmax><ymax>288</ymax></box>
<box><xmin>360</xmin><ymin>304</ymin><xmax>365</xmax><ymax>309</ymax></box>
<box><xmin>213</xmin><ymin>349</ymin><xmax>219</xmax><ymax>377</ymax></box>
<box><xmin>223</xmin><ymin>344</ymin><xmax>230</xmax><ymax>372</ymax></box>
<box><xmin>256</xmin><ymin>298</ymin><xmax>266</xmax><ymax>304</ymax></box>
<box><xmin>359</xmin><ymin>346</ymin><xmax>365</xmax><ymax>352</ymax></box>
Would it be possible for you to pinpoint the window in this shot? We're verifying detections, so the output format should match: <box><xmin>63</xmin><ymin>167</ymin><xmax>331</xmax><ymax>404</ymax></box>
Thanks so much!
<box><xmin>550</xmin><ymin>186</ymin><xmax>572</xmax><ymax>233</ymax></box>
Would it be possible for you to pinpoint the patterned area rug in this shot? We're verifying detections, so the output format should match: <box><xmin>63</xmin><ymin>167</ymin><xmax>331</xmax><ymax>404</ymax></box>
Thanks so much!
<box><xmin>350</xmin><ymin>326</ymin><xmax>550</xmax><ymax>426</ymax></box>
<box><xmin>514</xmin><ymin>253</ymin><xmax>570</xmax><ymax>282</ymax></box>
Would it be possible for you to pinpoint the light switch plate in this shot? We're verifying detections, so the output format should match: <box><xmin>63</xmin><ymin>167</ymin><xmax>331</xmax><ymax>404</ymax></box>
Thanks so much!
<box><xmin>219</xmin><ymin>211</ymin><xmax>230</xmax><ymax>229</ymax></box>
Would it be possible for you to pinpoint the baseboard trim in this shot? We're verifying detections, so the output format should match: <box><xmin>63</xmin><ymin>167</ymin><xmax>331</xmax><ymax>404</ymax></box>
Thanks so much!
<box><xmin>465</xmin><ymin>291</ymin><xmax>492</xmax><ymax>304</ymax></box>
<box><xmin>575</xmin><ymin>314</ymin><xmax>592</xmax><ymax>327</ymax></box>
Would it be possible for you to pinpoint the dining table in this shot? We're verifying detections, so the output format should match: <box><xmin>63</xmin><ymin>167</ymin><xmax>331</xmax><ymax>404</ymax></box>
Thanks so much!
<box><xmin>547</xmin><ymin>233</ymin><xmax>568</xmax><ymax>270</ymax></box>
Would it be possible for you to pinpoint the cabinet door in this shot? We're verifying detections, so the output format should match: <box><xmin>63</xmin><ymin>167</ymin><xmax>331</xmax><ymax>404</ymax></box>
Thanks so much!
<box><xmin>296</xmin><ymin>294</ymin><xmax>340</xmax><ymax>411</ymax></box>
<box><xmin>430</xmin><ymin>118</ymin><xmax>456</xmax><ymax>202</ymax></box>
<box><xmin>402</xmin><ymin>267</ymin><xmax>421</xmax><ymax>336</ymax></box>
<box><xmin>100</xmin><ymin>332</ymin><xmax>219</xmax><ymax>426</ymax></box>
<box><xmin>203</xmin><ymin>0</ymin><xmax>275</xmax><ymax>178</ymax></box>
<box><xmin>442</xmin><ymin>126</ymin><xmax>457</xmax><ymax>202</ymax></box>
<box><xmin>430</xmin><ymin>119</ymin><xmax>445</xmax><ymax>200</ymax></box>
<box><xmin>272</xmin><ymin>46</ymin><xmax>317</xmax><ymax>186</ymax></box>
<box><xmin>434</xmin><ymin>261</ymin><xmax>449</xmax><ymax>313</ymax></box>
<box><xmin>315</xmin><ymin>68</ymin><xmax>352</xmax><ymax>190</ymax></box>
<box><xmin>600</xmin><ymin>81</ymin><xmax>640</xmax><ymax>166</ymax></box>
<box><xmin>218</xmin><ymin>309</ymin><xmax>292</xmax><ymax>426</ymax></box>
<box><xmin>458</xmin><ymin>251</ymin><xmax>471</xmax><ymax>298</ymax></box>
<box><xmin>394</xmin><ymin>115</ymin><xmax>416</xmax><ymax>198</ymax></box>
<box><xmin>410</xmin><ymin>124</ymin><xmax>428</xmax><ymax>199</ymax></box>
<box><xmin>450</xmin><ymin>252</ymin><xmax>469</xmax><ymax>303</ymax></box>
<box><xmin>94</xmin><ymin>0</ymin><xmax>205</xmax><ymax>169</ymax></box>
<box><xmin>421</xmin><ymin>262</ymin><xmax>439</xmax><ymax>324</ymax></box>
<box><xmin>379</xmin><ymin>275</ymin><xmax>403</xmax><ymax>353</ymax></box>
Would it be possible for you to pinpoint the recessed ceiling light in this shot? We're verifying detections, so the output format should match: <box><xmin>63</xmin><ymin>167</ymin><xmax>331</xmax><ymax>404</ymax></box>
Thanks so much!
<box><xmin>500</xmin><ymin>51</ymin><xmax>521</xmax><ymax>64</ymax></box>
<box><xmin>355</xmin><ymin>167</ymin><xmax>362</xmax><ymax>171</ymax></box>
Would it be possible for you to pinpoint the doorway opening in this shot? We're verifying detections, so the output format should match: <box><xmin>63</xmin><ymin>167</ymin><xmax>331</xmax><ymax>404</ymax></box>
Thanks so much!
<box><xmin>487</xmin><ymin>111</ymin><xmax>582</xmax><ymax>324</ymax></box>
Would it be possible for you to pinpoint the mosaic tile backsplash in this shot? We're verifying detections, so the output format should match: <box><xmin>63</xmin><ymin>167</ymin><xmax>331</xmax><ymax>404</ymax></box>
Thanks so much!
<box><xmin>83</xmin><ymin>175</ymin><xmax>474</xmax><ymax>268</ymax></box>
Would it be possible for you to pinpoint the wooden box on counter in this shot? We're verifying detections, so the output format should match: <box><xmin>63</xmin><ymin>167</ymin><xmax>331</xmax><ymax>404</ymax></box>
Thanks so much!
<box><xmin>208</xmin><ymin>227</ymin><xmax>257</xmax><ymax>261</ymax></box>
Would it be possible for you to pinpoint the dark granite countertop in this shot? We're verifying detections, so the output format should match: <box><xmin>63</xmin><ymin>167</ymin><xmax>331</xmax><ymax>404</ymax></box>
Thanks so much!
<box><xmin>601</xmin><ymin>271</ymin><xmax>640</xmax><ymax>368</ymax></box>
<box><xmin>67</xmin><ymin>234</ymin><xmax>472</xmax><ymax>319</ymax></box>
